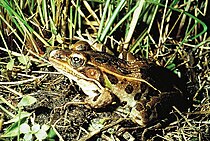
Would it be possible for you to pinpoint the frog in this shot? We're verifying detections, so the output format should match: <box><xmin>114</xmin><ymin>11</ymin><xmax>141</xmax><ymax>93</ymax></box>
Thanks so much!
<box><xmin>49</xmin><ymin>41</ymin><xmax>188</xmax><ymax>127</ymax></box>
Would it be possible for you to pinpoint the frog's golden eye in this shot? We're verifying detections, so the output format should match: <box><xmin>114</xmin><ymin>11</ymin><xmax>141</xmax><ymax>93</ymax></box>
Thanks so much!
<box><xmin>69</xmin><ymin>53</ymin><xmax>86</xmax><ymax>68</ymax></box>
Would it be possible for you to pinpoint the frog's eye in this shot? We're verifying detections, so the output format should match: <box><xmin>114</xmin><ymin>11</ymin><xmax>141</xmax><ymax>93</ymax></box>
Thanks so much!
<box><xmin>69</xmin><ymin>53</ymin><xmax>86</xmax><ymax>68</ymax></box>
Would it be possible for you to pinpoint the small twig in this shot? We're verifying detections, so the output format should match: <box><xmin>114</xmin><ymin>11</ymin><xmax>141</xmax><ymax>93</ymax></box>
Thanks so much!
<box><xmin>64</xmin><ymin>101</ymin><xmax>86</xmax><ymax>109</ymax></box>
<box><xmin>0</xmin><ymin>74</ymin><xmax>45</xmax><ymax>85</ymax></box>
<box><xmin>78</xmin><ymin>118</ymin><xmax>125</xmax><ymax>141</ymax></box>
<box><xmin>1</xmin><ymin>86</ymin><xmax>23</xmax><ymax>97</ymax></box>
<box><xmin>172</xmin><ymin>106</ymin><xmax>194</xmax><ymax>129</ymax></box>
<box><xmin>0</xmin><ymin>105</ymin><xmax>15</xmax><ymax>118</ymax></box>
<box><xmin>51</xmin><ymin>124</ymin><xmax>65</xmax><ymax>141</ymax></box>
<box><xmin>0</xmin><ymin>46</ymin><xmax>42</xmax><ymax>63</ymax></box>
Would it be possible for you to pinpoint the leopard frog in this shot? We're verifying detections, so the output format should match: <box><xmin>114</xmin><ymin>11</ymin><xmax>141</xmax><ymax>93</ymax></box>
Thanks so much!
<box><xmin>49</xmin><ymin>41</ymin><xmax>187</xmax><ymax>127</ymax></box>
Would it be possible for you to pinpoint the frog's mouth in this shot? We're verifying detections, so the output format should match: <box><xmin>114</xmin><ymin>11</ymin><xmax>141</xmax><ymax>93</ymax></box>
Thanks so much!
<box><xmin>49</xmin><ymin>50</ymin><xmax>104</xmax><ymax>97</ymax></box>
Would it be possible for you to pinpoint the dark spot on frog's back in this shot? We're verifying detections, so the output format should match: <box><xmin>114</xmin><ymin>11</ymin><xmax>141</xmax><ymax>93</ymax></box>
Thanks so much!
<box><xmin>106</xmin><ymin>73</ymin><xmax>118</xmax><ymax>84</ymax></box>
<box><xmin>134</xmin><ymin>92</ymin><xmax>142</xmax><ymax>100</ymax></box>
<box><xmin>125</xmin><ymin>84</ymin><xmax>134</xmax><ymax>94</ymax></box>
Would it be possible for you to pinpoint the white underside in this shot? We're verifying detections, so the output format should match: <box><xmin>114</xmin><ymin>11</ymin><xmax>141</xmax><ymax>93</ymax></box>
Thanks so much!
<box><xmin>54</xmin><ymin>67</ymin><xmax>102</xmax><ymax>97</ymax></box>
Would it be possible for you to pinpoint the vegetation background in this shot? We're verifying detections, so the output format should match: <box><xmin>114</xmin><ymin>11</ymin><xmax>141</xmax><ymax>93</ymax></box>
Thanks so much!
<box><xmin>0</xmin><ymin>0</ymin><xmax>210</xmax><ymax>140</ymax></box>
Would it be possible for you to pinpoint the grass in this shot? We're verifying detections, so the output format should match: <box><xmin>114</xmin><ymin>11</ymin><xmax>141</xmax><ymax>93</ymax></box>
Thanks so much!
<box><xmin>0</xmin><ymin>0</ymin><xmax>210</xmax><ymax>140</ymax></box>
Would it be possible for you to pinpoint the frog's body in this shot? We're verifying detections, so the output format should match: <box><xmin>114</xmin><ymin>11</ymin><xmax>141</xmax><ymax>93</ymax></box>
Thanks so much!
<box><xmin>49</xmin><ymin>41</ymin><xmax>188</xmax><ymax>126</ymax></box>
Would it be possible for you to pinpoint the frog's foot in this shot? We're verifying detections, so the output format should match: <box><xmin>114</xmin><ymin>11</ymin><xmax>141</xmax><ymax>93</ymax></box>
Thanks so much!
<box><xmin>85</xmin><ymin>88</ymin><xmax>114</xmax><ymax>108</ymax></box>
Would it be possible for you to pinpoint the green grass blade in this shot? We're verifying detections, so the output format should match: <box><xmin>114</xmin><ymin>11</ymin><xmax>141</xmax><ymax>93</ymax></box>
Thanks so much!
<box><xmin>99</xmin><ymin>0</ymin><xmax>126</xmax><ymax>42</ymax></box>
<box><xmin>97</xmin><ymin>0</ymin><xmax>111</xmax><ymax>39</ymax></box>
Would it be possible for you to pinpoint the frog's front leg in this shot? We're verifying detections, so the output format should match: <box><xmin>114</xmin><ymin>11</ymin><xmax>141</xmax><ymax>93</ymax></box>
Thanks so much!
<box><xmin>76</xmin><ymin>79</ymin><xmax>114</xmax><ymax>108</ymax></box>
<box><xmin>85</xmin><ymin>88</ymin><xmax>114</xmax><ymax>108</ymax></box>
